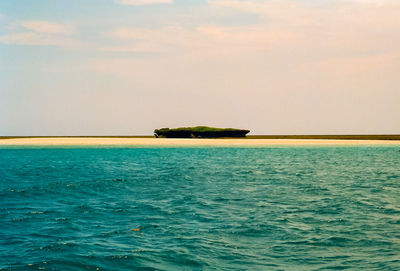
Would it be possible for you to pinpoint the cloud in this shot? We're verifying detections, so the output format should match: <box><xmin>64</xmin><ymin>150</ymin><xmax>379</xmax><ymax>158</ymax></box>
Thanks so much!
<box><xmin>0</xmin><ymin>20</ymin><xmax>81</xmax><ymax>48</ymax></box>
<box><xmin>103</xmin><ymin>26</ymin><xmax>192</xmax><ymax>53</ymax></box>
<box><xmin>106</xmin><ymin>0</ymin><xmax>400</xmax><ymax>62</ymax></box>
<box><xmin>207</xmin><ymin>0</ymin><xmax>400</xmax><ymax>27</ymax></box>
<box><xmin>105</xmin><ymin>25</ymin><xmax>294</xmax><ymax>55</ymax></box>
<box><xmin>116</xmin><ymin>0</ymin><xmax>173</xmax><ymax>5</ymax></box>
<box><xmin>20</xmin><ymin>21</ymin><xmax>75</xmax><ymax>34</ymax></box>
<box><xmin>99</xmin><ymin>44</ymin><xmax>167</xmax><ymax>53</ymax></box>
<box><xmin>0</xmin><ymin>32</ymin><xmax>82</xmax><ymax>47</ymax></box>
<box><xmin>98</xmin><ymin>0</ymin><xmax>400</xmax><ymax>81</ymax></box>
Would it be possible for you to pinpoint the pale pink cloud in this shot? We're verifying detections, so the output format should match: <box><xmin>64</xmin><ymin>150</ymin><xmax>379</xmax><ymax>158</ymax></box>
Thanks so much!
<box><xmin>116</xmin><ymin>0</ymin><xmax>172</xmax><ymax>5</ymax></box>
<box><xmin>0</xmin><ymin>32</ymin><xmax>81</xmax><ymax>47</ymax></box>
<box><xmin>20</xmin><ymin>20</ymin><xmax>75</xmax><ymax>34</ymax></box>
<box><xmin>0</xmin><ymin>20</ymin><xmax>80</xmax><ymax>47</ymax></box>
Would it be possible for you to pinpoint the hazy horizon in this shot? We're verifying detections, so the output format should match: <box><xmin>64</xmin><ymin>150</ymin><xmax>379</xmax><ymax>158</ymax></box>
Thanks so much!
<box><xmin>1</xmin><ymin>0</ymin><xmax>400</xmax><ymax>136</ymax></box>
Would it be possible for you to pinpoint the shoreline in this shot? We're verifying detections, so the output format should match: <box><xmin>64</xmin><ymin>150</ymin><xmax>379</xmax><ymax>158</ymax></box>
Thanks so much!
<box><xmin>1</xmin><ymin>137</ymin><xmax>400</xmax><ymax>146</ymax></box>
<box><xmin>1</xmin><ymin>134</ymin><xmax>400</xmax><ymax>140</ymax></box>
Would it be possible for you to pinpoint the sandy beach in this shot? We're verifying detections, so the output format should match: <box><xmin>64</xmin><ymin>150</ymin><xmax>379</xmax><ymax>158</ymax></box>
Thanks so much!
<box><xmin>1</xmin><ymin>137</ymin><xmax>400</xmax><ymax>146</ymax></box>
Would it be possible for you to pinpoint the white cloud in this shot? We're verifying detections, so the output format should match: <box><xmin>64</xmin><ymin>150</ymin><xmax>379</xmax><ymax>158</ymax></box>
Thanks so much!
<box><xmin>207</xmin><ymin>0</ymin><xmax>400</xmax><ymax>27</ymax></box>
<box><xmin>20</xmin><ymin>20</ymin><xmax>75</xmax><ymax>34</ymax></box>
<box><xmin>105</xmin><ymin>25</ymin><xmax>294</xmax><ymax>55</ymax></box>
<box><xmin>0</xmin><ymin>20</ymin><xmax>80</xmax><ymax>47</ymax></box>
<box><xmin>99</xmin><ymin>44</ymin><xmax>167</xmax><ymax>53</ymax></box>
<box><xmin>0</xmin><ymin>32</ymin><xmax>82</xmax><ymax>47</ymax></box>
<box><xmin>116</xmin><ymin>0</ymin><xmax>173</xmax><ymax>5</ymax></box>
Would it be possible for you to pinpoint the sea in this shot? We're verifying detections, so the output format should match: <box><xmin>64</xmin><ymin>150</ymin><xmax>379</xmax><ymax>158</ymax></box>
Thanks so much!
<box><xmin>0</xmin><ymin>146</ymin><xmax>399</xmax><ymax>270</ymax></box>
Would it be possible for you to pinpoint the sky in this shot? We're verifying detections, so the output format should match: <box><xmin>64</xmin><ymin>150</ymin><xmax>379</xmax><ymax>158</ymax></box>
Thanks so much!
<box><xmin>0</xmin><ymin>0</ymin><xmax>399</xmax><ymax>136</ymax></box>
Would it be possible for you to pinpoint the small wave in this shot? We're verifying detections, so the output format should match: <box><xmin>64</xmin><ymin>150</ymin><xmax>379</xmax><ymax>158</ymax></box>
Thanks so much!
<box><xmin>112</xmin><ymin>178</ymin><xmax>127</xmax><ymax>182</ymax></box>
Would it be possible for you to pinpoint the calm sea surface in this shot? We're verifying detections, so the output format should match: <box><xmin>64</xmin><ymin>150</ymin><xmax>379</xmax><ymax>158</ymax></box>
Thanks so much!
<box><xmin>0</xmin><ymin>146</ymin><xmax>399</xmax><ymax>270</ymax></box>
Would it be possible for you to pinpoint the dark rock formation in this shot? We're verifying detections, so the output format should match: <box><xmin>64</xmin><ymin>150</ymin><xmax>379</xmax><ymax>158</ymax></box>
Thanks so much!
<box><xmin>154</xmin><ymin>126</ymin><xmax>250</xmax><ymax>138</ymax></box>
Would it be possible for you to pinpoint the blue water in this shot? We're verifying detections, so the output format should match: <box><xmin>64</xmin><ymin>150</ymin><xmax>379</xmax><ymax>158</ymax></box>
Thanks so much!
<box><xmin>1</xmin><ymin>146</ymin><xmax>400</xmax><ymax>270</ymax></box>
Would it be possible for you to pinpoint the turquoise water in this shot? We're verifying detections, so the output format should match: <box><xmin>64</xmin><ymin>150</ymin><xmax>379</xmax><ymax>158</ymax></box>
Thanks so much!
<box><xmin>1</xmin><ymin>146</ymin><xmax>399</xmax><ymax>270</ymax></box>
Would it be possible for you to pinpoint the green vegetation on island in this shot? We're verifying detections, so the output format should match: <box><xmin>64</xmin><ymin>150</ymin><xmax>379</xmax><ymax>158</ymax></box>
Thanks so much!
<box><xmin>154</xmin><ymin>126</ymin><xmax>250</xmax><ymax>138</ymax></box>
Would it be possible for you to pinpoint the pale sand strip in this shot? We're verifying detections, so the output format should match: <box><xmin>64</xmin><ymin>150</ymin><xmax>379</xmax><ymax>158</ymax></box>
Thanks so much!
<box><xmin>1</xmin><ymin>137</ymin><xmax>400</xmax><ymax>146</ymax></box>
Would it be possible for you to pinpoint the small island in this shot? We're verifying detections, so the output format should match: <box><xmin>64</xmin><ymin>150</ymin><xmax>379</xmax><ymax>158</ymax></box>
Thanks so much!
<box><xmin>154</xmin><ymin>126</ymin><xmax>250</xmax><ymax>138</ymax></box>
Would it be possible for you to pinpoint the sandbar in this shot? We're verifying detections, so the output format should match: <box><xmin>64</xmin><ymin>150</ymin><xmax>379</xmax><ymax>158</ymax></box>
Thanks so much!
<box><xmin>1</xmin><ymin>137</ymin><xmax>400</xmax><ymax>146</ymax></box>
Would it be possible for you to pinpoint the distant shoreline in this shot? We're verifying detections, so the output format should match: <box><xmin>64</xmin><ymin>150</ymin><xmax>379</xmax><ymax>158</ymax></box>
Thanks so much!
<box><xmin>1</xmin><ymin>137</ymin><xmax>400</xmax><ymax>146</ymax></box>
<box><xmin>1</xmin><ymin>135</ymin><xmax>400</xmax><ymax>140</ymax></box>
